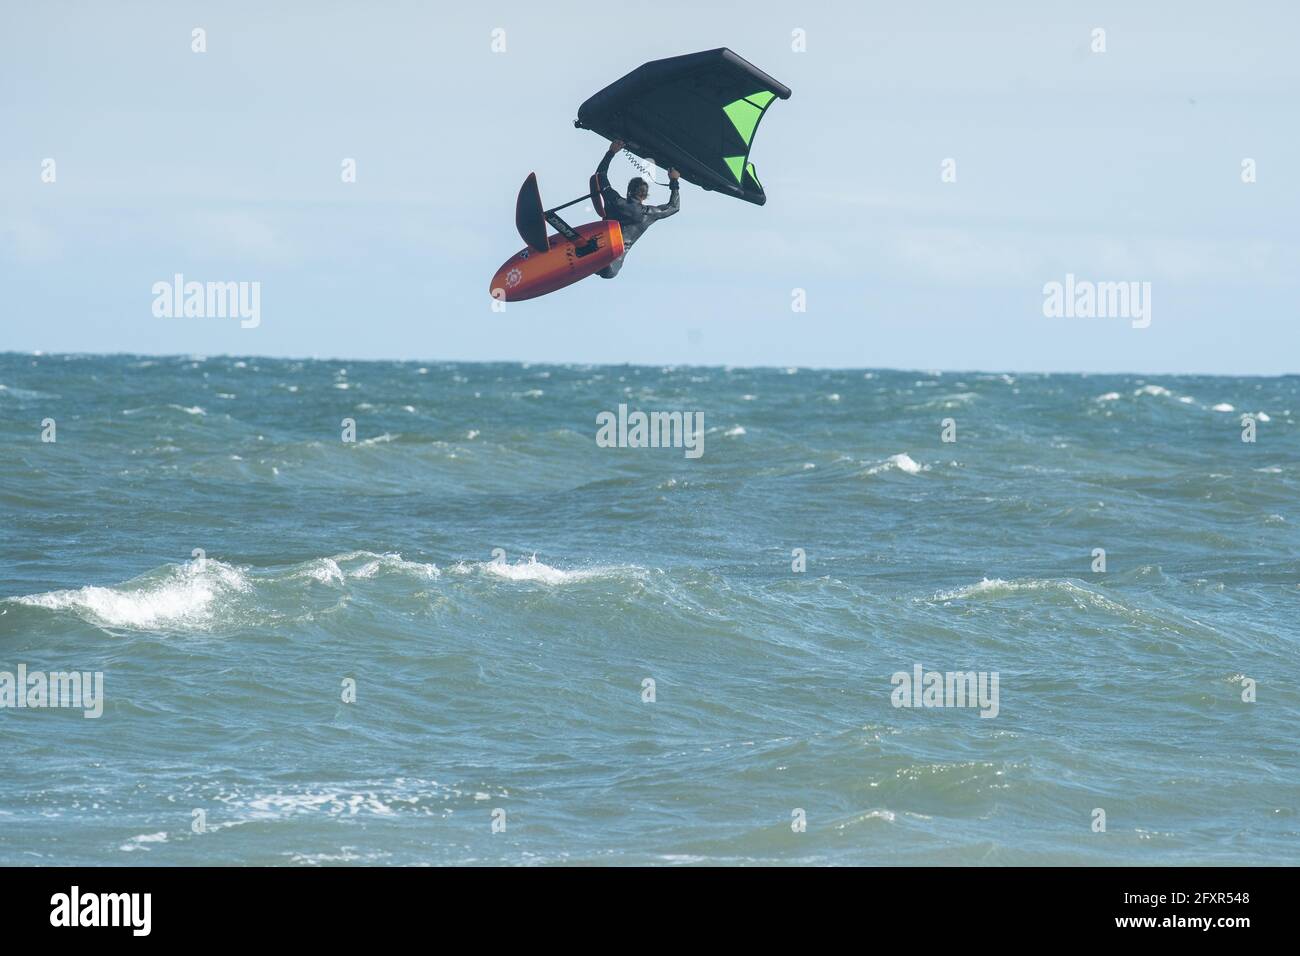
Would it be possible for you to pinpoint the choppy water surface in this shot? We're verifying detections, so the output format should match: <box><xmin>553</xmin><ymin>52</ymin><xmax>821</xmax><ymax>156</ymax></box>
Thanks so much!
<box><xmin>1</xmin><ymin>354</ymin><xmax>1296</xmax><ymax>864</ymax></box>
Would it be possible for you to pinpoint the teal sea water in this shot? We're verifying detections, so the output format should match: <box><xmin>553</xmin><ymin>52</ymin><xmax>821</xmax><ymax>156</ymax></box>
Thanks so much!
<box><xmin>1</xmin><ymin>353</ymin><xmax>1296</xmax><ymax>865</ymax></box>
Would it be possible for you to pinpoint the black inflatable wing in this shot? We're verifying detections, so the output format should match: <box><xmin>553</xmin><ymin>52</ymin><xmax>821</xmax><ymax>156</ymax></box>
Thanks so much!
<box><xmin>575</xmin><ymin>48</ymin><xmax>791</xmax><ymax>206</ymax></box>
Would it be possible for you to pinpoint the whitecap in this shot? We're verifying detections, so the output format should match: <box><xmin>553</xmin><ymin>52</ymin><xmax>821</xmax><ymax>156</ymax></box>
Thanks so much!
<box><xmin>297</xmin><ymin>558</ymin><xmax>345</xmax><ymax>586</ymax></box>
<box><xmin>13</xmin><ymin>560</ymin><xmax>251</xmax><ymax>631</ymax></box>
<box><xmin>464</xmin><ymin>555</ymin><xmax>638</xmax><ymax>586</ymax></box>
<box><xmin>865</xmin><ymin>453</ymin><xmax>926</xmax><ymax>476</ymax></box>
<box><xmin>346</xmin><ymin>553</ymin><xmax>440</xmax><ymax>581</ymax></box>
<box><xmin>933</xmin><ymin>577</ymin><xmax>1012</xmax><ymax>601</ymax></box>
<box><xmin>931</xmin><ymin>577</ymin><xmax>1129</xmax><ymax>614</ymax></box>
<box><xmin>120</xmin><ymin>832</ymin><xmax>168</xmax><ymax>852</ymax></box>
<box><xmin>839</xmin><ymin>809</ymin><xmax>896</xmax><ymax>827</ymax></box>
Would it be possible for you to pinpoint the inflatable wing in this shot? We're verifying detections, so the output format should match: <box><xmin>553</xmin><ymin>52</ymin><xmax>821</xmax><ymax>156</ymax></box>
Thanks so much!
<box><xmin>575</xmin><ymin>48</ymin><xmax>791</xmax><ymax>206</ymax></box>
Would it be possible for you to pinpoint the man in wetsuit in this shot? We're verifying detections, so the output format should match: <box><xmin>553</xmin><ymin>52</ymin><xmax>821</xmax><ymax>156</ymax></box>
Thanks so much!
<box><xmin>594</xmin><ymin>139</ymin><xmax>680</xmax><ymax>278</ymax></box>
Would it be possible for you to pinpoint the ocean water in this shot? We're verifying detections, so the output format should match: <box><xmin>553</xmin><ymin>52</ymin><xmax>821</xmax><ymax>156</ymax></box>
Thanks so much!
<box><xmin>1</xmin><ymin>352</ymin><xmax>1296</xmax><ymax>866</ymax></box>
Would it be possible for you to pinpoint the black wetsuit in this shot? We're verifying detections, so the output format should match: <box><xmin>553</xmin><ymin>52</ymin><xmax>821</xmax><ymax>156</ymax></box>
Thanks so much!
<box><xmin>594</xmin><ymin>148</ymin><xmax>680</xmax><ymax>278</ymax></box>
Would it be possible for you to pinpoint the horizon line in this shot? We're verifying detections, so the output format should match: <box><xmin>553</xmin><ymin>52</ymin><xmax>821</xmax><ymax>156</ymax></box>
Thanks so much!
<box><xmin>1</xmin><ymin>349</ymin><xmax>1295</xmax><ymax>380</ymax></box>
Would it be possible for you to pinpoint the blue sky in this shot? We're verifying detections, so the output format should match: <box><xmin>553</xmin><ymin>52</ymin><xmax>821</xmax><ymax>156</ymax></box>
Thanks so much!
<box><xmin>2</xmin><ymin>0</ymin><xmax>1297</xmax><ymax>373</ymax></box>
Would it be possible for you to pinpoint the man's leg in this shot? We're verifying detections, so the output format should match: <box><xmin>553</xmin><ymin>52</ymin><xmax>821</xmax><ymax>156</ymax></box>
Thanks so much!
<box><xmin>597</xmin><ymin>255</ymin><xmax>625</xmax><ymax>279</ymax></box>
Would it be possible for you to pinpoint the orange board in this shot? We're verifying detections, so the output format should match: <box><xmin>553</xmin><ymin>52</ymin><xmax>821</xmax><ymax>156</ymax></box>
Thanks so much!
<box><xmin>489</xmin><ymin>220</ymin><xmax>624</xmax><ymax>302</ymax></box>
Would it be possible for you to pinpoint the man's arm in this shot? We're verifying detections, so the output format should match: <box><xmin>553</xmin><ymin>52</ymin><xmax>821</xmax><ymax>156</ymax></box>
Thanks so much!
<box><xmin>646</xmin><ymin>168</ymin><xmax>681</xmax><ymax>221</ymax></box>
<box><xmin>596</xmin><ymin>139</ymin><xmax>632</xmax><ymax>218</ymax></box>
<box><xmin>595</xmin><ymin>139</ymin><xmax>621</xmax><ymax>192</ymax></box>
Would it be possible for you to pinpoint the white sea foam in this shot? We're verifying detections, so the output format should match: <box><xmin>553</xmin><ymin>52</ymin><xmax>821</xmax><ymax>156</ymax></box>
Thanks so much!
<box><xmin>865</xmin><ymin>453</ymin><xmax>926</xmax><ymax>476</ymax></box>
<box><xmin>724</xmin><ymin>425</ymin><xmax>746</xmax><ymax>437</ymax></box>
<box><xmin>933</xmin><ymin>577</ymin><xmax>1013</xmax><ymax>600</ymax></box>
<box><xmin>839</xmin><ymin>809</ymin><xmax>896</xmax><ymax>827</ymax></box>
<box><xmin>210</xmin><ymin>778</ymin><xmax>487</xmax><ymax>824</ymax></box>
<box><xmin>936</xmin><ymin>392</ymin><xmax>977</xmax><ymax>408</ymax></box>
<box><xmin>288</xmin><ymin>849</ymin><xmax>382</xmax><ymax>865</ymax></box>
<box><xmin>120</xmin><ymin>832</ymin><xmax>168</xmax><ymax>852</ymax></box>
<box><xmin>931</xmin><ymin>577</ymin><xmax>1129</xmax><ymax>614</ymax></box>
<box><xmin>1095</xmin><ymin>392</ymin><xmax>1121</xmax><ymax>402</ymax></box>
<box><xmin>460</xmin><ymin>555</ymin><xmax>637</xmax><ymax>586</ymax></box>
<box><xmin>240</xmin><ymin>791</ymin><xmax>396</xmax><ymax>818</ymax></box>
<box><xmin>344</xmin><ymin>553</ymin><xmax>440</xmax><ymax>581</ymax></box>
<box><xmin>298</xmin><ymin>558</ymin><xmax>346</xmax><ymax>585</ymax></box>
<box><xmin>1211</xmin><ymin>402</ymin><xmax>1234</xmax><ymax>412</ymax></box>
<box><xmin>14</xmin><ymin>560</ymin><xmax>251</xmax><ymax>630</ymax></box>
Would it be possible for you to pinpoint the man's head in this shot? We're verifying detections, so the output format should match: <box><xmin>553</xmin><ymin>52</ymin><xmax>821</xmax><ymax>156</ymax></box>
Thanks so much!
<box><xmin>626</xmin><ymin>177</ymin><xmax>649</xmax><ymax>203</ymax></box>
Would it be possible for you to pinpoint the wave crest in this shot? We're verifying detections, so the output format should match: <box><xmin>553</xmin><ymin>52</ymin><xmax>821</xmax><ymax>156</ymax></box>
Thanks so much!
<box><xmin>14</xmin><ymin>559</ymin><xmax>251</xmax><ymax>630</ymax></box>
<box><xmin>455</xmin><ymin>555</ymin><xmax>640</xmax><ymax>586</ymax></box>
